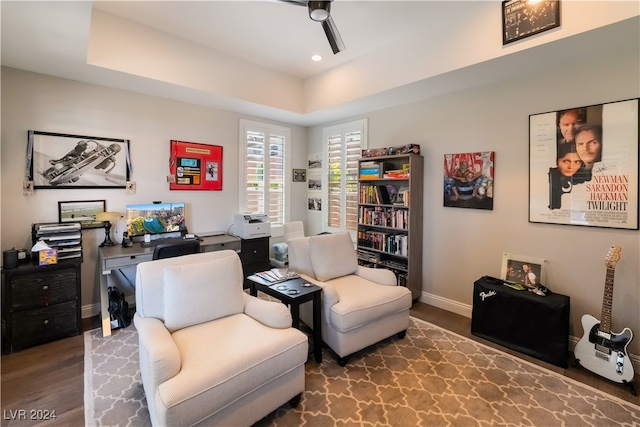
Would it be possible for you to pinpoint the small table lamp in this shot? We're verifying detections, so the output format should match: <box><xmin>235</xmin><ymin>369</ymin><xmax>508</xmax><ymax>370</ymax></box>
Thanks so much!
<box><xmin>96</xmin><ymin>212</ymin><xmax>121</xmax><ymax>247</ymax></box>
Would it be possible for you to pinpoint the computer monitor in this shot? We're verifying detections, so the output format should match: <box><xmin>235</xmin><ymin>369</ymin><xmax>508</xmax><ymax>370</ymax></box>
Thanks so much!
<box><xmin>125</xmin><ymin>202</ymin><xmax>187</xmax><ymax>238</ymax></box>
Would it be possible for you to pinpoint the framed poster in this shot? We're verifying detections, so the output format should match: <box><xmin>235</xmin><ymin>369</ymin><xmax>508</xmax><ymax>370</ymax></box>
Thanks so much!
<box><xmin>58</xmin><ymin>200</ymin><xmax>106</xmax><ymax>229</ymax></box>
<box><xmin>529</xmin><ymin>98</ymin><xmax>639</xmax><ymax>229</ymax></box>
<box><xmin>169</xmin><ymin>140</ymin><xmax>223</xmax><ymax>190</ymax></box>
<box><xmin>444</xmin><ymin>151</ymin><xmax>494</xmax><ymax>210</ymax></box>
<box><xmin>28</xmin><ymin>131</ymin><xmax>130</xmax><ymax>189</ymax></box>
<box><xmin>502</xmin><ymin>0</ymin><xmax>560</xmax><ymax>45</ymax></box>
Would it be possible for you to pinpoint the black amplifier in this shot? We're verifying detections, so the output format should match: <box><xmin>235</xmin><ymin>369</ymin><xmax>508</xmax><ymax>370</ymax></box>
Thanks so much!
<box><xmin>471</xmin><ymin>276</ymin><xmax>570</xmax><ymax>368</ymax></box>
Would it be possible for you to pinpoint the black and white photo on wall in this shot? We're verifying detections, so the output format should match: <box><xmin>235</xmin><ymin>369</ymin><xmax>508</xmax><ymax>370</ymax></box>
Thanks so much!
<box><xmin>502</xmin><ymin>0</ymin><xmax>560</xmax><ymax>45</ymax></box>
<box><xmin>28</xmin><ymin>131</ymin><xmax>130</xmax><ymax>189</ymax></box>
<box><xmin>529</xmin><ymin>98</ymin><xmax>639</xmax><ymax>229</ymax></box>
<box><xmin>58</xmin><ymin>200</ymin><xmax>106</xmax><ymax>229</ymax></box>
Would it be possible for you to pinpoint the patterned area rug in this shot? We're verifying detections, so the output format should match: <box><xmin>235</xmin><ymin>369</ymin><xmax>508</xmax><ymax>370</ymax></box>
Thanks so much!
<box><xmin>84</xmin><ymin>318</ymin><xmax>640</xmax><ymax>426</ymax></box>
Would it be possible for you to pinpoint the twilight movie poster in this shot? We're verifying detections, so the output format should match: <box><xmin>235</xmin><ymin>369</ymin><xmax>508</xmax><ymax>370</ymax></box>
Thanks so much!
<box><xmin>529</xmin><ymin>98</ymin><xmax>639</xmax><ymax>229</ymax></box>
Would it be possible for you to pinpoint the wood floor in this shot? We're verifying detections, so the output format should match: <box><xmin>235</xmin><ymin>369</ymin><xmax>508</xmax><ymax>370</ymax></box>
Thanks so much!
<box><xmin>1</xmin><ymin>303</ymin><xmax>638</xmax><ymax>427</ymax></box>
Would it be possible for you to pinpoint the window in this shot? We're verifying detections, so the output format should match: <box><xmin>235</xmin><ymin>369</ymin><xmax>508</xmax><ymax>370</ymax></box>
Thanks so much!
<box><xmin>239</xmin><ymin>120</ymin><xmax>290</xmax><ymax>237</ymax></box>
<box><xmin>323</xmin><ymin>119</ymin><xmax>367</xmax><ymax>235</ymax></box>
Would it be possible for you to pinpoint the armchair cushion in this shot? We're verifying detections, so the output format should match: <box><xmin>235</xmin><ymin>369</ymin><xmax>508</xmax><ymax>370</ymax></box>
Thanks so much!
<box><xmin>308</xmin><ymin>232</ymin><xmax>358</xmax><ymax>281</ymax></box>
<box><xmin>327</xmin><ymin>274</ymin><xmax>412</xmax><ymax>332</ymax></box>
<box><xmin>243</xmin><ymin>293</ymin><xmax>293</xmax><ymax>329</ymax></box>
<box><xmin>162</xmin><ymin>252</ymin><xmax>244</xmax><ymax>332</ymax></box>
<box><xmin>286</xmin><ymin>237</ymin><xmax>315</xmax><ymax>278</ymax></box>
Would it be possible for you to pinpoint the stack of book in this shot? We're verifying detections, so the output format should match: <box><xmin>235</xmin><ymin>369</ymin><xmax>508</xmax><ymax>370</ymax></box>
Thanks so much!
<box><xmin>31</xmin><ymin>222</ymin><xmax>83</xmax><ymax>261</ymax></box>
<box><xmin>254</xmin><ymin>268</ymin><xmax>299</xmax><ymax>284</ymax></box>
<box><xmin>359</xmin><ymin>161</ymin><xmax>382</xmax><ymax>180</ymax></box>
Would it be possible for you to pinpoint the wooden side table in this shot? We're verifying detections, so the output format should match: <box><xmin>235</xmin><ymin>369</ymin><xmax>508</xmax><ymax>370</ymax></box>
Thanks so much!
<box><xmin>248</xmin><ymin>276</ymin><xmax>322</xmax><ymax>363</ymax></box>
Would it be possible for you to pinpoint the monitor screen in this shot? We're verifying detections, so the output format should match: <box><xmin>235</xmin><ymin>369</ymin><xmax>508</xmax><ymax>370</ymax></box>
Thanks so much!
<box><xmin>125</xmin><ymin>202</ymin><xmax>187</xmax><ymax>237</ymax></box>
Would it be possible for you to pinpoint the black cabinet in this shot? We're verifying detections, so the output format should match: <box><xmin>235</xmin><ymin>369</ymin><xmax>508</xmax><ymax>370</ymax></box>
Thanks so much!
<box><xmin>471</xmin><ymin>276</ymin><xmax>570</xmax><ymax>367</ymax></box>
<box><xmin>1</xmin><ymin>260</ymin><xmax>82</xmax><ymax>353</ymax></box>
<box><xmin>239</xmin><ymin>237</ymin><xmax>270</xmax><ymax>288</ymax></box>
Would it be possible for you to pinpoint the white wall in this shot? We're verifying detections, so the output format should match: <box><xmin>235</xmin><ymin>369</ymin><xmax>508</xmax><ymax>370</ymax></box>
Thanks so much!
<box><xmin>0</xmin><ymin>67</ymin><xmax>309</xmax><ymax>311</ymax></box>
<box><xmin>308</xmin><ymin>35</ymin><xmax>640</xmax><ymax>355</ymax></box>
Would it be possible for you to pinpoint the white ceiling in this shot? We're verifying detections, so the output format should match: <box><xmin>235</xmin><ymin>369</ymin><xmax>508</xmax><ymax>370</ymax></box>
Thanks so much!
<box><xmin>1</xmin><ymin>1</ymin><xmax>638</xmax><ymax>126</ymax></box>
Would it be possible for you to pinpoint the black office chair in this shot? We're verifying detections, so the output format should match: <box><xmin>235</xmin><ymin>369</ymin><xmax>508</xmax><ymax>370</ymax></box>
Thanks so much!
<box><xmin>152</xmin><ymin>239</ymin><xmax>200</xmax><ymax>260</ymax></box>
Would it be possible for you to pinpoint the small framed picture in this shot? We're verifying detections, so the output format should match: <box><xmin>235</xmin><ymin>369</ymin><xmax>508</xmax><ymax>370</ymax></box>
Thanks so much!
<box><xmin>500</xmin><ymin>252</ymin><xmax>546</xmax><ymax>286</ymax></box>
<box><xmin>293</xmin><ymin>169</ymin><xmax>306</xmax><ymax>182</ymax></box>
<box><xmin>502</xmin><ymin>0</ymin><xmax>560</xmax><ymax>45</ymax></box>
<box><xmin>58</xmin><ymin>200</ymin><xmax>106</xmax><ymax>229</ymax></box>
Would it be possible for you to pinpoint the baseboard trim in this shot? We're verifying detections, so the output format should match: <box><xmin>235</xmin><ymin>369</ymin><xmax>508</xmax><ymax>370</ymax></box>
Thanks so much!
<box><xmin>418</xmin><ymin>290</ymin><xmax>640</xmax><ymax>375</ymax></box>
<box><xmin>419</xmin><ymin>291</ymin><xmax>472</xmax><ymax>318</ymax></box>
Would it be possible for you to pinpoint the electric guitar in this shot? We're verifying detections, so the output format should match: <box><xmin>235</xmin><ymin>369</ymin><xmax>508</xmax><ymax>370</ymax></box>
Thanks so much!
<box><xmin>574</xmin><ymin>245</ymin><xmax>635</xmax><ymax>388</ymax></box>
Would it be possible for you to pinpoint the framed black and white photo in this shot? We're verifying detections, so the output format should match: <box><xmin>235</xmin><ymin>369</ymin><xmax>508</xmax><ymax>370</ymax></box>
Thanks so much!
<box><xmin>28</xmin><ymin>131</ymin><xmax>130</xmax><ymax>189</ymax></box>
<box><xmin>529</xmin><ymin>98</ymin><xmax>639</xmax><ymax>229</ymax></box>
<box><xmin>293</xmin><ymin>169</ymin><xmax>306</xmax><ymax>182</ymax></box>
<box><xmin>58</xmin><ymin>200</ymin><xmax>106</xmax><ymax>229</ymax></box>
<box><xmin>502</xmin><ymin>0</ymin><xmax>560</xmax><ymax>45</ymax></box>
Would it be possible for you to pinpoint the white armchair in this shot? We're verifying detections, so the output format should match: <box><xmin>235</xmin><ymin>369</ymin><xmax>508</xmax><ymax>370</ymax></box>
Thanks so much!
<box><xmin>287</xmin><ymin>231</ymin><xmax>412</xmax><ymax>366</ymax></box>
<box><xmin>134</xmin><ymin>250</ymin><xmax>308</xmax><ymax>426</ymax></box>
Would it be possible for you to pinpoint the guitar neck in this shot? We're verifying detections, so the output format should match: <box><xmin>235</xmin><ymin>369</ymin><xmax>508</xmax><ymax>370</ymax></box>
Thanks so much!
<box><xmin>600</xmin><ymin>266</ymin><xmax>615</xmax><ymax>332</ymax></box>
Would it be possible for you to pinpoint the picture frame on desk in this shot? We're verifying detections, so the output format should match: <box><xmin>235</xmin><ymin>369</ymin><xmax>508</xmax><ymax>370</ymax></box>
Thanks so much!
<box><xmin>28</xmin><ymin>131</ymin><xmax>130</xmax><ymax>189</ymax></box>
<box><xmin>58</xmin><ymin>200</ymin><xmax>106</xmax><ymax>229</ymax></box>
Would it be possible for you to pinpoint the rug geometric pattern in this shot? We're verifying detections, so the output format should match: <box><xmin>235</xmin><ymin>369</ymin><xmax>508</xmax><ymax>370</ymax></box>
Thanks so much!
<box><xmin>85</xmin><ymin>318</ymin><xmax>640</xmax><ymax>426</ymax></box>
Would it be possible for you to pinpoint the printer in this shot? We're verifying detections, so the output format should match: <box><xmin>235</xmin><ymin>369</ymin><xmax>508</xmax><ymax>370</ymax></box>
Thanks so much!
<box><xmin>233</xmin><ymin>213</ymin><xmax>271</xmax><ymax>239</ymax></box>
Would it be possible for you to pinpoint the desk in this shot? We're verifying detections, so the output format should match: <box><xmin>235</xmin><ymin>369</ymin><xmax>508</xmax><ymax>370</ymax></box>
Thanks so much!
<box><xmin>98</xmin><ymin>234</ymin><xmax>240</xmax><ymax>337</ymax></box>
<box><xmin>248</xmin><ymin>276</ymin><xmax>322</xmax><ymax>363</ymax></box>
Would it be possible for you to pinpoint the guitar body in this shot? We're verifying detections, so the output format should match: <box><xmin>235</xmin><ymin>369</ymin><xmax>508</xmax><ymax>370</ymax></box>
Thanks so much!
<box><xmin>574</xmin><ymin>314</ymin><xmax>634</xmax><ymax>384</ymax></box>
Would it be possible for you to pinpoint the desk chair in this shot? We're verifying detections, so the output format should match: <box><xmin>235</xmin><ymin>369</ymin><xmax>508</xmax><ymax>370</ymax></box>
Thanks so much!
<box><xmin>152</xmin><ymin>239</ymin><xmax>200</xmax><ymax>260</ymax></box>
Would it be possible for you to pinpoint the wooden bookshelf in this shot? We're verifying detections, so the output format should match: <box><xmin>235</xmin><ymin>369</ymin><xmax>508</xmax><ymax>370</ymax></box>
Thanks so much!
<box><xmin>357</xmin><ymin>154</ymin><xmax>423</xmax><ymax>300</ymax></box>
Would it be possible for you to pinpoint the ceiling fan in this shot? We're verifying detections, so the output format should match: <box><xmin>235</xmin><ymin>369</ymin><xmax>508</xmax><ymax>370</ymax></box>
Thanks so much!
<box><xmin>282</xmin><ymin>0</ymin><xmax>346</xmax><ymax>54</ymax></box>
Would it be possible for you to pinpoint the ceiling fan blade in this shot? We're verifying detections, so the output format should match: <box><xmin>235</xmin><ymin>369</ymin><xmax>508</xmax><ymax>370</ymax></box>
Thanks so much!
<box><xmin>322</xmin><ymin>15</ymin><xmax>345</xmax><ymax>54</ymax></box>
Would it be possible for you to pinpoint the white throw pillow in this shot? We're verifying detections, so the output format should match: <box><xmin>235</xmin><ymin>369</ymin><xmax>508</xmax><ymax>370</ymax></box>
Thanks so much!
<box><xmin>287</xmin><ymin>237</ymin><xmax>315</xmax><ymax>279</ymax></box>
<box><xmin>162</xmin><ymin>254</ymin><xmax>244</xmax><ymax>332</ymax></box>
<box><xmin>309</xmin><ymin>232</ymin><xmax>358</xmax><ymax>282</ymax></box>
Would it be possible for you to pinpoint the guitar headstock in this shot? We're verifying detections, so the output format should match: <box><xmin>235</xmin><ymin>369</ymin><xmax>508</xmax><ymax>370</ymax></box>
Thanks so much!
<box><xmin>605</xmin><ymin>245</ymin><xmax>622</xmax><ymax>269</ymax></box>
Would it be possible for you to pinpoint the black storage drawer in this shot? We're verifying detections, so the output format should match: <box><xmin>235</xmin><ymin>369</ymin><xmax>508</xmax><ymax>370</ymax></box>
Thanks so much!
<box><xmin>11</xmin><ymin>300</ymin><xmax>79</xmax><ymax>350</ymax></box>
<box><xmin>471</xmin><ymin>276</ymin><xmax>570</xmax><ymax>367</ymax></box>
<box><xmin>240</xmin><ymin>237</ymin><xmax>270</xmax><ymax>288</ymax></box>
<box><xmin>10</xmin><ymin>269</ymin><xmax>77</xmax><ymax>310</ymax></box>
<box><xmin>239</xmin><ymin>237</ymin><xmax>270</xmax><ymax>264</ymax></box>
<box><xmin>2</xmin><ymin>260</ymin><xmax>82</xmax><ymax>354</ymax></box>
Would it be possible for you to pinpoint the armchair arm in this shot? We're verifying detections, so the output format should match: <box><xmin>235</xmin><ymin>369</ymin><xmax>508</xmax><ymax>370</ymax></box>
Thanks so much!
<box><xmin>133</xmin><ymin>314</ymin><xmax>181</xmax><ymax>391</ymax></box>
<box><xmin>298</xmin><ymin>273</ymin><xmax>339</xmax><ymax>321</ymax></box>
<box><xmin>356</xmin><ymin>265</ymin><xmax>397</xmax><ymax>286</ymax></box>
<box><xmin>243</xmin><ymin>293</ymin><xmax>292</xmax><ymax>329</ymax></box>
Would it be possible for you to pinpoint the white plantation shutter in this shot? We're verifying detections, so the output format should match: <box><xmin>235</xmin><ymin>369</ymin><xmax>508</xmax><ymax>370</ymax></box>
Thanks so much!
<box><xmin>240</xmin><ymin>120</ymin><xmax>289</xmax><ymax>236</ymax></box>
<box><xmin>323</xmin><ymin>119</ymin><xmax>367</xmax><ymax>235</ymax></box>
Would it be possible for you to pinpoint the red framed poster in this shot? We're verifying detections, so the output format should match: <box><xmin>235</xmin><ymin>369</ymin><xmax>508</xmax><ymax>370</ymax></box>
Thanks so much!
<box><xmin>169</xmin><ymin>140</ymin><xmax>223</xmax><ymax>191</ymax></box>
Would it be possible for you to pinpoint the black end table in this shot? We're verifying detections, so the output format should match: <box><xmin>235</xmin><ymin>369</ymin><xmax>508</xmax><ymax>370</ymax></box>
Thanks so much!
<box><xmin>248</xmin><ymin>276</ymin><xmax>322</xmax><ymax>363</ymax></box>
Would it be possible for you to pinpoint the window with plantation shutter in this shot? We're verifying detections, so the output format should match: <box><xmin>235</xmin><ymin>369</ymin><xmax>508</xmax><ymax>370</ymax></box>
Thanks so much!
<box><xmin>323</xmin><ymin>119</ymin><xmax>367</xmax><ymax>236</ymax></box>
<box><xmin>239</xmin><ymin>120</ymin><xmax>289</xmax><ymax>237</ymax></box>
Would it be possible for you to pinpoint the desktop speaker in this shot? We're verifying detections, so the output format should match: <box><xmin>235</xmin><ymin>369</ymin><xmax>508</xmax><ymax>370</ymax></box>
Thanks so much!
<box><xmin>3</xmin><ymin>249</ymin><xmax>18</xmax><ymax>269</ymax></box>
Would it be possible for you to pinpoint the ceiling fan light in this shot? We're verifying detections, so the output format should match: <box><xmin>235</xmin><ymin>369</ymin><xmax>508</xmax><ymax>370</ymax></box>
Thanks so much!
<box><xmin>308</xmin><ymin>1</ymin><xmax>330</xmax><ymax>22</ymax></box>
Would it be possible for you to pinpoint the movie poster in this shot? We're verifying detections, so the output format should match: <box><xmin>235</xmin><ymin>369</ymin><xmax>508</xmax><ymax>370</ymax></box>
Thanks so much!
<box><xmin>529</xmin><ymin>99</ymin><xmax>639</xmax><ymax>229</ymax></box>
